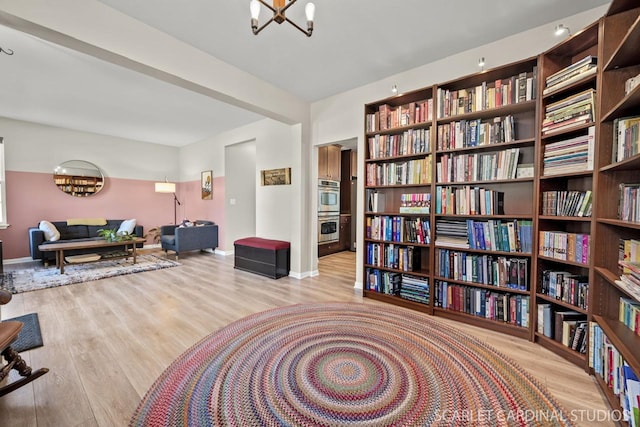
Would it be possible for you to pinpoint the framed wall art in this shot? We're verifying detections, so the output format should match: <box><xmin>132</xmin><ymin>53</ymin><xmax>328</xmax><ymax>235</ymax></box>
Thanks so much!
<box><xmin>261</xmin><ymin>167</ymin><xmax>291</xmax><ymax>186</ymax></box>
<box><xmin>201</xmin><ymin>170</ymin><xmax>213</xmax><ymax>199</ymax></box>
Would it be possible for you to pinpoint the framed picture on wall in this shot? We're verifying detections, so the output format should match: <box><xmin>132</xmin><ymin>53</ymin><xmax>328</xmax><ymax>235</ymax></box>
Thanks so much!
<box><xmin>201</xmin><ymin>170</ymin><xmax>213</xmax><ymax>200</ymax></box>
<box><xmin>261</xmin><ymin>167</ymin><xmax>291</xmax><ymax>186</ymax></box>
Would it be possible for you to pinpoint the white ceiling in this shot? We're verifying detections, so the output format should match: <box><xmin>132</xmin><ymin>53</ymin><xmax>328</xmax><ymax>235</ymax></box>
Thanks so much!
<box><xmin>0</xmin><ymin>0</ymin><xmax>611</xmax><ymax>147</ymax></box>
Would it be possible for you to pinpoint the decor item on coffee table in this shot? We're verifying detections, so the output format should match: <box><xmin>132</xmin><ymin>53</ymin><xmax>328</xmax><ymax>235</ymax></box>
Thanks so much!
<box><xmin>1</xmin><ymin>254</ymin><xmax>179</xmax><ymax>294</ymax></box>
<box><xmin>130</xmin><ymin>303</ymin><xmax>575</xmax><ymax>426</ymax></box>
<box><xmin>160</xmin><ymin>220</ymin><xmax>218</xmax><ymax>259</ymax></box>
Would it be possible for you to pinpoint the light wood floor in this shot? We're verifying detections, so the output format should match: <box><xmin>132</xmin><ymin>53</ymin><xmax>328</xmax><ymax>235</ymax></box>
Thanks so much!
<box><xmin>0</xmin><ymin>250</ymin><xmax>614</xmax><ymax>426</ymax></box>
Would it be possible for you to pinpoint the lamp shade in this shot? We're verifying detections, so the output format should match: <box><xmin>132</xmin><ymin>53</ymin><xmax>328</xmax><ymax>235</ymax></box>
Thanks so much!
<box><xmin>155</xmin><ymin>182</ymin><xmax>176</xmax><ymax>193</ymax></box>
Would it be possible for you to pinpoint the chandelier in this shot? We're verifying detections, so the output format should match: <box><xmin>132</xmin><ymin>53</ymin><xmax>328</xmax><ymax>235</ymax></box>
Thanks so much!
<box><xmin>250</xmin><ymin>0</ymin><xmax>316</xmax><ymax>37</ymax></box>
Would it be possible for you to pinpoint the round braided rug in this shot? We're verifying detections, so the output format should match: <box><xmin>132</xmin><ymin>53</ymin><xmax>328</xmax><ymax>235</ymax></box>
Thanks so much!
<box><xmin>130</xmin><ymin>303</ymin><xmax>574</xmax><ymax>426</ymax></box>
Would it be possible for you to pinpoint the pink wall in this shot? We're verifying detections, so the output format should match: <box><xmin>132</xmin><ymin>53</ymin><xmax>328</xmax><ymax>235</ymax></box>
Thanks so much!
<box><xmin>1</xmin><ymin>172</ymin><xmax>226</xmax><ymax>259</ymax></box>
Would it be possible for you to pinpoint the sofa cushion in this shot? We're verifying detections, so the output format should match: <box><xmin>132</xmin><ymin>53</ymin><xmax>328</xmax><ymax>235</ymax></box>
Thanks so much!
<box><xmin>161</xmin><ymin>235</ymin><xmax>176</xmax><ymax>245</ymax></box>
<box><xmin>118</xmin><ymin>219</ymin><xmax>137</xmax><ymax>235</ymax></box>
<box><xmin>39</xmin><ymin>220</ymin><xmax>60</xmax><ymax>242</ymax></box>
<box><xmin>57</xmin><ymin>224</ymin><xmax>90</xmax><ymax>240</ymax></box>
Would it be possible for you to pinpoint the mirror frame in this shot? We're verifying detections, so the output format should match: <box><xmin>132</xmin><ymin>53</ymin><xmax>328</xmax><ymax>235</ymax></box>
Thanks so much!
<box><xmin>53</xmin><ymin>160</ymin><xmax>104</xmax><ymax>197</ymax></box>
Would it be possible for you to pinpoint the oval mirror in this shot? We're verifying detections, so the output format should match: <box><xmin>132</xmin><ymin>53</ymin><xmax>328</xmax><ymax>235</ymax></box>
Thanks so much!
<box><xmin>53</xmin><ymin>160</ymin><xmax>104</xmax><ymax>197</ymax></box>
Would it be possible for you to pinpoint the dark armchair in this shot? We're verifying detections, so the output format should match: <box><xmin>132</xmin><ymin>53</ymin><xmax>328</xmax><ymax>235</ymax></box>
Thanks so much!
<box><xmin>160</xmin><ymin>220</ymin><xmax>218</xmax><ymax>259</ymax></box>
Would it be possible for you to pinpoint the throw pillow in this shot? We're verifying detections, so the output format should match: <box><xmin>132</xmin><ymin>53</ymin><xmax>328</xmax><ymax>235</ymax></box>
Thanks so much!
<box><xmin>117</xmin><ymin>219</ymin><xmax>137</xmax><ymax>235</ymax></box>
<box><xmin>39</xmin><ymin>220</ymin><xmax>61</xmax><ymax>242</ymax></box>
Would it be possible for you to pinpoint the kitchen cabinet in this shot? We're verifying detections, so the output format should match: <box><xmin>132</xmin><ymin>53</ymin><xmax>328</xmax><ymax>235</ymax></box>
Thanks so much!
<box><xmin>319</xmin><ymin>144</ymin><xmax>341</xmax><ymax>180</ymax></box>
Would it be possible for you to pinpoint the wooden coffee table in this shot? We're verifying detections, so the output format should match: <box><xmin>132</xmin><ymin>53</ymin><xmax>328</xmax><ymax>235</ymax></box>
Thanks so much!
<box><xmin>38</xmin><ymin>238</ymin><xmax>146</xmax><ymax>274</ymax></box>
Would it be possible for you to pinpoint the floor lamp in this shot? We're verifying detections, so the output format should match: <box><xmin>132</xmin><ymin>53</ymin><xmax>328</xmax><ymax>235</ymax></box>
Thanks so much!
<box><xmin>155</xmin><ymin>182</ymin><xmax>181</xmax><ymax>224</ymax></box>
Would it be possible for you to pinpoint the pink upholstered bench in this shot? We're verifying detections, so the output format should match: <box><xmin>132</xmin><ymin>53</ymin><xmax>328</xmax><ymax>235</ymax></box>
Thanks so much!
<box><xmin>234</xmin><ymin>237</ymin><xmax>290</xmax><ymax>279</ymax></box>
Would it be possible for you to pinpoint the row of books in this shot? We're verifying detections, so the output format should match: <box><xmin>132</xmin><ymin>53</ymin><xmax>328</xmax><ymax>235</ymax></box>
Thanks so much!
<box><xmin>366</xmin><ymin>216</ymin><xmax>431</xmax><ymax>244</ymax></box>
<box><xmin>434</xmin><ymin>280</ymin><xmax>530</xmax><ymax>328</ymax></box>
<box><xmin>538</xmin><ymin>231</ymin><xmax>590</xmax><ymax>265</ymax></box>
<box><xmin>364</xmin><ymin>269</ymin><xmax>430</xmax><ymax>304</ymax></box>
<box><xmin>435</xmin><ymin>185</ymin><xmax>504</xmax><ymax>215</ymax></box>
<box><xmin>537</xmin><ymin>305</ymin><xmax>587</xmax><ymax>352</ymax></box>
<box><xmin>365</xmin><ymin>243</ymin><xmax>419</xmax><ymax>272</ymax></box>
<box><xmin>436</xmin><ymin>115</ymin><xmax>516</xmax><ymax>151</ymax></box>
<box><xmin>399</xmin><ymin>274</ymin><xmax>430</xmax><ymax>304</ymax></box>
<box><xmin>365</xmin><ymin>156</ymin><xmax>432</xmax><ymax>186</ymax></box>
<box><xmin>542</xmin><ymin>88</ymin><xmax>596</xmax><ymax>136</ymax></box>
<box><xmin>435</xmin><ymin>219</ymin><xmax>533</xmax><ymax>253</ymax></box>
<box><xmin>612</xmin><ymin>115</ymin><xmax>640</xmax><ymax>163</ymax></box>
<box><xmin>620</xmin><ymin>297</ymin><xmax>640</xmax><ymax>338</ymax></box>
<box><xmin>367</xmin><ymin>129</ymin><xmax>431</xmax><ymax>160</ymax></box>
<box><xmin>541</xmin><ymin>190</ymin><xmax>592</xmax><ymax>217</ymax></box>
<box><xmin>590</xmin><ymin>323</ymin><xmax>640</xmax><ymax>427</ymax></box>
<box><xmin>540</xmin><ymin>270</ymin><xmax>589</xmax><ymax>310</ymax></box>
<box><xmin>542</xmin><ymin>127</ymin><xmax>595</xmax><ymax>175</ymax></box>
<box><xmin>543</xmin><ymin>55</ymin><xmax>597</xmax><ymax>95</ymax></box>
<box><xmin>435</xmin><ymin>249</ymin><xmax>528</xmax><ymax>290</ymax></box>
<box><xmin>619</xmin><ymin>183</ymin><xmax>640</xmax><ymax>223</ymax></box>
<box><xmin>366</xmin><ymin>99</ymin><xmax>434</xmax><ymax>132</ymax></box>
<box><xmin>399</xmin><ymin>192</ymin><xmax>430</xmax><ymax>213</ymax></box>
<box><xmin>436</xmin><ymin>69</ymin><xmax>537</xmax><ymax>119</ymax></box>
<box><xmin>436</xmin><ymin>148</ymin><xmax>520</xmax><ymax>183</ymax></box>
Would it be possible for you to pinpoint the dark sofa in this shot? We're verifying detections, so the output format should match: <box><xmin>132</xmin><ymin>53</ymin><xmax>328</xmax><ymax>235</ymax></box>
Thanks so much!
<box><xmin>29</xmin><ymin>220</ymin><xmax>144</xmax><ymax>263</ymax></box>
<box><xmin>160</xmin><ymin>220</ymin><xmax>218</xmax><ymax>259</ymax></box>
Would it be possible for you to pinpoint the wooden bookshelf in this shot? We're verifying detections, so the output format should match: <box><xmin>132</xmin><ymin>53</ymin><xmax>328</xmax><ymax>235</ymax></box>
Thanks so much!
<box><xmin>532</xmin><ymin>20</ymin><xmax>600</xmax><ymax>370</ymax></box>
<box><xmin>361</xmin><ymin>3</ymin><xmax>640</xmax><ymax>416</ymax></box>
<box><xmin>589</xmin><ymin>3</ymin><xmax>640</xmax><ymax>419</ymax></box>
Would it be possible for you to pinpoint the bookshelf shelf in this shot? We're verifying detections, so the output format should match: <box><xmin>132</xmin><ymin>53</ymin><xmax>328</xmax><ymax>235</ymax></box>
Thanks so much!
<box><xmin>434</xmin><ymin>246</ymin><xmax>532</xmax><ymax>257</ymax></box>
<box><xmin>538</xmin><ymin>170</ymin><xmax>594</xmax><ymax>180</ymax></box>
<box><xmin>435</xmin><ymin>138</ymin><xmax>535</xmax><ymax>155</ymax></box>
<box><xmin>534</xmin><ymin>333</ymin><xmax>587</xmax><ymax>366</ymax></box>
<box><xmin>539</xmin><ymin>121</ymin><xmax>595</xmax><ymax>140</ymax></box>
<box><xmin>596</xmin><ymin>218</ymin><xmax>640</xmax><ymax>230</ymax></box>
<box><xmin>600</xmin><ymin>83</ymin><xmax>640</xmax><ymax>122</ymax></box>
<box><xmin>364</xmin><ymin>264</ymin><xmax>430</xmax><ymax>277</ymax></box>
<box><xmin>538</xmin><ymin>215</ymin><xmax>591</xmax><ymax>222</ymax></box>
<box><xmin>365</xmin><ymin>121</ymin><xmax>431</xmax><ymax>138</ymax></box>
<box><xmin>365</xmin><ymin>152</ymin><xmax>431</xmax><ymax>163</ymax></box>
<box><xmin>433</xmin><ymin>307</ymin><xmax>530</xmax><ymax>339</ymax></box>
<box><xmin>537</xmin><ymin>255</ymin><xmax>589</xmax><ymax>268</ymax></box>
<box><xmin>363</xmin><ymin>291</ymin><xmax>433</xmax><ymax>314</ymax></box>
<box><xmin>365</xmin><ymin>184</ymin><xmax>431</xmax><ymax>190</ymax></box>
<box><xmin>599</xmin><ymin>152</ymin><xmax>640</xmax><ymax>172</ymax></box>
<box><xmin>535</xmin><ymin>293</ymin><xmax>589</xmax><ymax>314</ymax></box>
<box><xmin>432</xmin><ymin>276</ymin><xmax>530</xmax><ymax>295</ymax></box>
<box><xmin>435</xmin><ymin>178</ymin><xmax>534</xmax><ymax>186</ymax></box>
<box><xmin>435</xmin><ymin>214</ymin><xmax>533</xmax><ymax>220</ymax></box>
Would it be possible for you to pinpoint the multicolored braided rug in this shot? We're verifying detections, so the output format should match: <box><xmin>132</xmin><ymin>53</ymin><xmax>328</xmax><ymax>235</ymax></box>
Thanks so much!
<box><xmin>130</xmin><ymin>303</ymin><xmax>574</xmax><ymax>426</ymax></box>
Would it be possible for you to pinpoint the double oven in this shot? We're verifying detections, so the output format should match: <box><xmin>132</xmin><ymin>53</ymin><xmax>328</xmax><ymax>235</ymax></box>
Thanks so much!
<box><xmin>318</xmin><ymin>179</ymin><xmax>340</xmax><ymax>244</ymax></box>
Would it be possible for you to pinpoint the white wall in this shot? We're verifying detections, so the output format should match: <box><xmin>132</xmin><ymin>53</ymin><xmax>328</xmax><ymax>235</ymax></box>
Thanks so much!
<box><xmin>225</xmin><ymin>140</ymin><xmax>256</xmax><ymax>249</ymax></box>
<box><xmin>1</xmin><ymin>116</ymin><xmax>179</xmax><ymax>180</ymax></box>
<box><xmin>310</xmin><ymin>5</ymin><xmax>608</xmax><ymax>288</ymax></box>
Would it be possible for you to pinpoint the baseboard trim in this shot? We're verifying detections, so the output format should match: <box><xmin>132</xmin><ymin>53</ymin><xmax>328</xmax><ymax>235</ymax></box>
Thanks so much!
<box><xmin>353</xmin><ymin>281</ymin><xmax>363</xmax><ymax>290</ymax></box>
<box><xmin>4</xmin><ymin>257</ymin><xmax>36</xmax><ymax>265</ymax></box>
<box><xmin>289</xmin><ymin>270</ymin><xmax>317</xmax><ymax>280</ymax></box>
<box><xmin>215</xmin><ymin>249</ymin><xmax>232</xmax><ymax>256</ymax></box>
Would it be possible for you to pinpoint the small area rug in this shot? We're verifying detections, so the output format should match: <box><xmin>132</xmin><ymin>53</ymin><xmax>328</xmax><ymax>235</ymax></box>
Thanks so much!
<box><xmin>2</xmin><ymin>313</ymin><xmax>44</xmax><ymax>352</ymax></box>
<box><xmin>1</xmin><ymin>254</ymin><xmax>179</xmax><ymax>294</ymax></box>
<box><xmin>130</xmin><ymin>302</ymin><xmax>575</xmax><ymax>427</ymax></box>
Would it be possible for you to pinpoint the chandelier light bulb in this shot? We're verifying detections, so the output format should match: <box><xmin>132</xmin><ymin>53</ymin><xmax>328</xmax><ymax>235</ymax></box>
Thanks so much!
<box><xmin>391</xmin><ymin>85</ymin><xmax>398</xmax><ymax>94</ymax></box>
<box><xmin>250</xmin><ymin>0</ymin><xmax>261</xmax><ymax>20</ymax></box>
<box><xmin>305</xmin><ymin>3</ymin><xmax>316</xmax><ymax>21</ymax></box>
<box><xmin>478</xmin><ymin>57</ymin><xmax>485</xmax><ymax>68</ymax></box>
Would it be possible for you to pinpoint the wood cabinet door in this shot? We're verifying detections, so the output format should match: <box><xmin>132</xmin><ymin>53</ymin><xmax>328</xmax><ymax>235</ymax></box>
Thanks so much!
<box><xmin>327</xmin><ymin>145</ymin><xmax>341</xmax><ymax>180</ymax></box>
